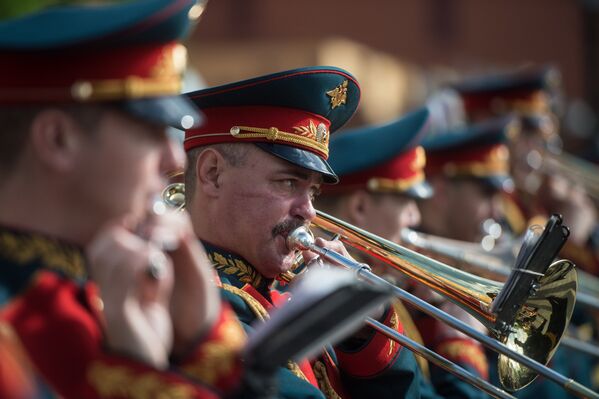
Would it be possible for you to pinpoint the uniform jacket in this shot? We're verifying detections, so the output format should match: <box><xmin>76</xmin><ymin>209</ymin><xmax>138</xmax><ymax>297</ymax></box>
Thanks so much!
<box><xmin>0</xmin><ymin>225</ymin><xmax>245</xmax><ymax>399</ymax></box>
<box><xmin>204</xmin><ymin>241</ymin><xmax>437</xmax><ymax>399</ymax></box>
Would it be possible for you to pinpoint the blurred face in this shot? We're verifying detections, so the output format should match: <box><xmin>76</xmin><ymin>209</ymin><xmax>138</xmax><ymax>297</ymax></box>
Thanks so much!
<box><xmin>213</xmin><ymin>146</ymin><xmax>322</xmax><ymax>278</ymax></box>
<box><xmin>74</xmin><ymin>109</ymin><xmax>181</xmax><ymax>229</ymax></box>
<box><xmin>361</xmin><ymin>192</ymin><xmax>421</xmax><ymax>244</ymax></box>
<box><xmin>444</xmin><ymin>178</ymin><xmax>501</xmax><ymax>242</ymax></box>
<box><xmin>509</xmin><ymin>133</ymin><xmax>546</xmax><ymax>193</ymax></box>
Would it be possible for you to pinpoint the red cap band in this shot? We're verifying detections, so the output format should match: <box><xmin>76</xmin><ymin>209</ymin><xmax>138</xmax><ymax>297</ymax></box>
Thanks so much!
<box><xmin>0</xmin><ymin>42</ymin><xmax>185</xmax><ymax>103</ymax></box>
<box><xmin>184</xmin><ymin>105</ymin><xmax>332</xmax><ymax>159</ymax></box>
<box><xmin>426</xmin><ymin>143</ymin><xmax>510</xmax><ymax>178</ymax></box>
<box><xmin>324</xmin><ymin>147</ymin><xmax>426</xmax><ymax>194</ymax></box>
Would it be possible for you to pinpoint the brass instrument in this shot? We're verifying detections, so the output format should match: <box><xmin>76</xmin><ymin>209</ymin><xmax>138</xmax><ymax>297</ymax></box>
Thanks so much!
<box><xmin>162</xmin><ymin>182</ymin><xmax>186</xmax><ymax>211</ymax></box>
<box><xmin>533</xmin><ymin>149</ymin><xmax>599</xmax><ymax>201</ymax></box>
<box><xmin>401</xmin><ymin>227</ymin><xmax>599</xmax><ymax>311</ymax></box>
<box><xmin>287</xmin><ymin>211</ymin><xmax>598</xmax><ymax>399</ymax></box>
<box><xmin>161</xmin><ymin>170</ymin><xmax>186</xmax><ymax>211</ymax></box>
<box><xmin>401</xmin><ymin>227</ymin><xmax>599</xmax><ymax>360</ymax></box>
<box><xmin>544</xmin><ymin>151</ymin><xmax>599</xmax><ymax>201</ymax></box>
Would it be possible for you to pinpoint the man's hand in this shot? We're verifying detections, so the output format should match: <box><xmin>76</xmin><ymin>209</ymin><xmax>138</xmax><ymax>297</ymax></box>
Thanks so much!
<box><xmin>304</xmin><ymin>237</ymin><xmax>387</xmax><ymax>339</ymax></box>
<box><xmin>86</xmin><ymin>224</ymin><xmax>174</xmax><ymax>368</ymax></box>
<box><xmin>135</xmin><ymin>210</ymin><xmax>221</xmax><ymax>357</ymax></box>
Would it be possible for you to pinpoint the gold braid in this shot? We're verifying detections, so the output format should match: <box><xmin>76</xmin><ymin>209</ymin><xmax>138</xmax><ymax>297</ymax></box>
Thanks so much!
<box><xmin>221</xmin><ymin>284</ymin><xmax>309</xmax><ymax>383</ymax></box>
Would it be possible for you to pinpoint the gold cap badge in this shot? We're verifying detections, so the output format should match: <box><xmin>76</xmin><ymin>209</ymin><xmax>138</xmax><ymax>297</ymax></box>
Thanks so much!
<box><xmin>326</xmin><ymin>80</ymin><xmax>348</xmax><ymax>109</ymax></box>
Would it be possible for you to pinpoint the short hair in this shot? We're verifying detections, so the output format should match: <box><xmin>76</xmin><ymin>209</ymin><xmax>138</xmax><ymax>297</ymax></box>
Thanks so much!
<box><xmin>0</xmin><ymin>104</ymin><xmax>109</xmax><ymax>174</ymax></box>
<box><xmin>185</xmin><ymin>143</ymin><xmax>250</xmax><ymax>205</ymax></box>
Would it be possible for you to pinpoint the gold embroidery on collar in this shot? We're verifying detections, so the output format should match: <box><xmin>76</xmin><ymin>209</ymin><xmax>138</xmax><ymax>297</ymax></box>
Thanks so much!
<box><xmin>0</xmin><ymin>231</ymin><xmax>85</xmax><ymax>280</ymax></box>
<box><xmin>326</xmin><ymin>80</ymin><xmax>348</xmax><ymax>109</ymax></box>
<box><xmin>181</xmin><ymin>312</ymin><xmax>245</xmax><ymax>386</ymax></box>
<box><xmin>286</xmin><ymin>360</ymin><xmax>310</xmax><ymax>384</ymax></box>
<box><xmin>209</xmin><ymin>251</ymin><xmax>263</xmax><ymax>288</ymax></box>
<box><xmin>87</xmin><ymin>362</ymin><xmax>195</xmax><ymax>399</ymax></box>
<box><xmin>222</xmin><ymin>284</ymin><xmax>268</xmax><ymax>321</ymax></box>
<box><xmin>221</xmin><ymin>284</ymin><xmax>308</xmax><ymax>382</ymax></box>
<box><xmin>313</xmin><ymin>360</ymin><xmax>342</xmax><ymax>399</ymax></box>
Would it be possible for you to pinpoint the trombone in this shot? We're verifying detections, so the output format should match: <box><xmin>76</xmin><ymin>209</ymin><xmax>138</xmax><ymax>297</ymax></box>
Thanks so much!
<box><xmin>400</xmin><ymin>227</ymin><xmax>599</xmax><ymax>312</ymax></box>
<box><xmin>287</xmin><ymin>211</ymin><xmax>598</xmax><ymax>399</ymax></box>
<box><xmin>540</xmin><ymin>150</ymin><xmax>599</xmax><ymax>202</ymax></box>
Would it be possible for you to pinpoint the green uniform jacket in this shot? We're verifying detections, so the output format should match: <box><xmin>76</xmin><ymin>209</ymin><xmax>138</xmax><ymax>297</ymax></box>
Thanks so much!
<box><xmin>413</xmin><ymin>309</ymin><xmax>492</xmax><ymax>399</ymax></box>
<box><xmin>206</xmin><ymin>242</ymin><xmax>465</xmax><ymax>399</ymax></box>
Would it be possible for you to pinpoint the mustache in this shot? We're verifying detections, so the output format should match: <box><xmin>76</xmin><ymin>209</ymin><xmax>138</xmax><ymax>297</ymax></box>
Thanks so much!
<box><xmin>272</xmin><ymin>218</ymin><xmax>306</xmax><ymax>238</ymax></box>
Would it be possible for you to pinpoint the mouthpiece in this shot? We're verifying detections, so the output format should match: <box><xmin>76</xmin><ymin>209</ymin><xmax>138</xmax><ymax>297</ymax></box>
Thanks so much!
<box><xmin>286</xmin><ymin>227</ymin><xmax>315</xmax><ymax>251</ymax></box>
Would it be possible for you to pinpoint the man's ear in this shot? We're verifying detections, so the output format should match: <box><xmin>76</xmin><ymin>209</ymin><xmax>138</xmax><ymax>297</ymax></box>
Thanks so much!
<box><xmin>29</xmin><ymin>109</ymin><xmax>81</xmax><ymax>172</ymax></box>
<box><xmin>196</xmin><ymin>148</ymin><xmax>226</xmax><ymax>197</ymax></box>
<box><xmin>345</xmin><ymin>190</ymin><xmax>371</xmax><ymax>227</ymax></box>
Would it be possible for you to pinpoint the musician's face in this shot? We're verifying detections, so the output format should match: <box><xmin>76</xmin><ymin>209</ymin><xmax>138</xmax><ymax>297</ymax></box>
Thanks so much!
<box><xmin>362</xmin><ymin>192</ymin><xmax>421</xmax><ymax>244</ymax></box>
<box><xmin>509</xmin><ymin>133</ymin><xmax>546</xmax><ymax>192</ymax></box>
<box><xmin>72</xmin><ymin>109</ymin><xmax>183</xmax><ymax>242</ymax></box>
<box><xmin>444</xmin><ymin>178</ymin><xmax>502</xmax><ymax>242</ymax></box>
<box><xmin>214</xmin><ymin>146</ymin><xmax>322</xmax><ymax>278</ymax></box>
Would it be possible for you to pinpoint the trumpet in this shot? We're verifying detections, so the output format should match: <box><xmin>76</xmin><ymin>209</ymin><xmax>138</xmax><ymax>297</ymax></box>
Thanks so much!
<box><xmin>287</xmin><ymin>211</ymin><xmax>597</xmax><ymax>399</ymax></box>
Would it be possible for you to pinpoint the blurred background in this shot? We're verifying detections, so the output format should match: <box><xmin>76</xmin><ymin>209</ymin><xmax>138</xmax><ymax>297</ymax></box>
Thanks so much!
<box><xmin>185</xmin><ymin>0</ymin><xmax>599</xmax><ymax>160</ymax></box>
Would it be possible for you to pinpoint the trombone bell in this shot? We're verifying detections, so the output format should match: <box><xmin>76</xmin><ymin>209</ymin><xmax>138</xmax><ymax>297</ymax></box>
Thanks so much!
<box><xmin>497</xmin><ymin>259</ymin><xmax>575</xmax><ymax>391</ymax></box>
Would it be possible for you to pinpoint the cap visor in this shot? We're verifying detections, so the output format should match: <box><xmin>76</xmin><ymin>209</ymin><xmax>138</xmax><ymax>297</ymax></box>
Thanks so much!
<box><xmin>483</xmin><ymin>175</ymin><xmax>514</xmax><ymax>193</ymax></box>
<box><xmin>405</xmin><ymin>180</ymin><xmax>434</xmax><ymax>199</ymax></box>
<box><xmin>254</xmin><ymin>143</ymin><xmax>339</xmax><ymax>184</ymax></box>
<box><xmin>122</xmin><ymin>95</ymin><xmax>202</xmax><ymax>130</ymax></box>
